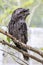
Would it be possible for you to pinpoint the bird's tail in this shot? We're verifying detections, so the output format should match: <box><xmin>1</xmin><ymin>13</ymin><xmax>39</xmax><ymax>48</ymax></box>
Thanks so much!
<box><xmin>23</xmin><ymin>49</ymin><xmax>29</xmax><ymax>61</ymax></box>
<box><xmin>15</xmin><ymin>42</ymin><xmax>29</xmax><ymax>60</ymax></box>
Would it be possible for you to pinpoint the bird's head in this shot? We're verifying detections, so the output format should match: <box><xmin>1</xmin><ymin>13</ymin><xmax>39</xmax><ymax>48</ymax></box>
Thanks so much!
<box><xmin>11</xmin><ymin>8</ymin><xmax>30</xmax><ymax>21</ymax></box>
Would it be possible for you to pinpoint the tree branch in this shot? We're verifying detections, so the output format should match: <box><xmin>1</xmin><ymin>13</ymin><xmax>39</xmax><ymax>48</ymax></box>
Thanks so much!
<box><xmin>0</xmin><ymin>29</ymin><xmax>43</xmax><ymax>57</ymax></box>
<box><xmin>0</xmin><ymin>40</ymin><xmax>43</xmax><ymax>64</ymax></box>
<box><xmin>0</xmin><ymin>49</ymin><xmax>29</xmax><ymax>65</ymax></box>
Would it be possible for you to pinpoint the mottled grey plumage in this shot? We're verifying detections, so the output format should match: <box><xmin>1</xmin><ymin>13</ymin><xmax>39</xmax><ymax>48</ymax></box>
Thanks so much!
<box><xmin>8</xmin><ymin>8</ymin><xmax>30</xmax><ymax>60</ymax></box>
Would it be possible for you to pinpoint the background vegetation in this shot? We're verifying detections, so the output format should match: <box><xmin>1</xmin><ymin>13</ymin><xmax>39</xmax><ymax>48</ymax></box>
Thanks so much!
<box><xmin>0</xmin><ymin>0</ymin><xmax>43</xmax><ymax>47</ymax></box>
<box><xmin>0</xmin><ymin>0</ymin><xmax>43</xmax><ymax>65</ymax></box>
<box><xmin>0</xmin><ymin>0</ymin><xmax>43</xmax><ymax>27</ymax></box>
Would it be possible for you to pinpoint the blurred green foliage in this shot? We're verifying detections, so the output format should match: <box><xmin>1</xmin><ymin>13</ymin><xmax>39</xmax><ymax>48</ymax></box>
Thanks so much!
<box><xmin>0</xmin><ymin>0</ymin><xmax>35</xmax><ymax>27</ymax></box>
<box><xmin>40</xmin><ymin>48</ymin><xmax>43</xmax><ymax>50</ymax></box>
<box><xmin>0</xmin><ymin>0</ymin><xmax>43</xmax><ymax>27</ymax></box>
<box><xmin>0</xmin><ymin>0</ymin><xmax>43</xmax><ymax>43</ymax></box>
<box><xmin>7</xmin><ymin>37</ymin><xmax>11</xmax><ymax>43</ymax></box>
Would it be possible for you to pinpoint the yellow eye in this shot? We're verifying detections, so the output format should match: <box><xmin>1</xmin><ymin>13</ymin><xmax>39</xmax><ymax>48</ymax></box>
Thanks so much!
<box><xmin>21</xmin><ymin>12</ymin><xmax>24</xmax><ymax>14</ymax></box>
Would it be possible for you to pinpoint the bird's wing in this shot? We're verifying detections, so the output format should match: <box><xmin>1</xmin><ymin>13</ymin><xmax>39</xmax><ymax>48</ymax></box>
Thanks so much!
<box><xmin>18</xmin><ymin>22</ymin><xmax>28</xmax><ymax>44</ymax></box>
<box><xmin>22</xmin><ymin>23</ymin><xmax>28</xmax><ymax>43</ymax></box>
<box><xmin>8</xmin><ymin>21</ymin><xmax>14</xmax><ymax>35</ymax></box>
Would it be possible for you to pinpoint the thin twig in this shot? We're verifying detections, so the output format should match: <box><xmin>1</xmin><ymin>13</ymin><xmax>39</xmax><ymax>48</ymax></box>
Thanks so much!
<box><xmin>0</xmin><ymin>49</ymin><xmax>29</xmax><ymax>65</ymax></box>
<box><xmin>11</xmin><ymin>56</ymin><xmax>26</xmax><ymax>65</ymax></box>
<box><xmin>0</xmin><ymin>29</ymin><xmax>43</xmax><ymax>57</ymax></box>
<box><xmin>0</xmin><ymin>49</ymin><xmax>24</xmax><ymax>65</ymax></box>
<box><xmin>0</xmin><ymin>40</ymin><xmax>43</xmax><ymax>64</ymax></box>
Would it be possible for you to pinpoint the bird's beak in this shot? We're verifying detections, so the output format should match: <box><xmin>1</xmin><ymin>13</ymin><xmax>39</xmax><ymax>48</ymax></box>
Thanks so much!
<box><xmin>25</xmin><ymin>9</ymin><xmax>30</xmax><ymax>16</ymax></box>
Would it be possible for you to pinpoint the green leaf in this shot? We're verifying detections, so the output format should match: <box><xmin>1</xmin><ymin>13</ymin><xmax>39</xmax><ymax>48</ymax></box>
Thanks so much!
<box><xmin>21</xmin><ymin>0</ymin><xmax>34</xmax><ymax>7</ymax></box>
<box><xmin>7</xmin><ymin>37</ymin><xmax>11</xmax><ymax>43</ymax></box>
<box><xmin>40</xmin><ymin>48</ymin><xmax>43</xmax><ymax>50</ymax></box>
<box><xmin>0</xmin><ymin>33</ymin><xmax>6</xmax><ymax>40</ymax></box>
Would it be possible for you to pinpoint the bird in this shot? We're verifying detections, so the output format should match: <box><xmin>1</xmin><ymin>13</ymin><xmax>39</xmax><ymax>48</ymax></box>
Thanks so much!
<box><xmin>8</xmin><ymin>8</ymin><xmax>30</xmax><ymax>60</ymax></box>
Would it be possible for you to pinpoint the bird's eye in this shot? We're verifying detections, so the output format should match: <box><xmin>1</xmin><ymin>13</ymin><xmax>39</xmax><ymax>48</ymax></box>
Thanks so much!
<box><xmin>20</xmin><ymin>12</ymin><xmax>24</xmax><ymax>14</ymax></box>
